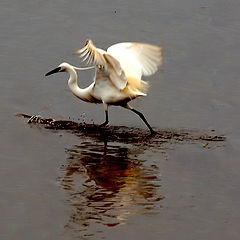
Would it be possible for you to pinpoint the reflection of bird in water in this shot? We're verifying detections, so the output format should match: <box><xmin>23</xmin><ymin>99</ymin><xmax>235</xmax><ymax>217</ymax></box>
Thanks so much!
<box><xmin>59</xmin><ymin>138</ymin><xmax>163</xmax><ymax>235</ymax></box>
<box><xmin>45</xmin><ymin>39</ymin><xmax>163</xmax><ymax>133</ymax></box>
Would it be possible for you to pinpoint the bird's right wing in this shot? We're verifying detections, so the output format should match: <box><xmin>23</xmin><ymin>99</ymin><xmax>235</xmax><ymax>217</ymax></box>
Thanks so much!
<box><xmin>76</xmin><ymin>39</ymin><xmax>106</xmax><ymax>66</ymax></box>
<box><xmin>103</xmin><ymin>53</ymin><xmax>127</xmax><ymax>89</ymax></box>
<box><xmin>76</xmin><ymin>39</ymin><xmax>127</xmax><ymax>90</ymax></box>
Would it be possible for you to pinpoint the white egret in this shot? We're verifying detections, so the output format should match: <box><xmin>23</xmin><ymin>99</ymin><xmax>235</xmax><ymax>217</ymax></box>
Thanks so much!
<box><xmin>45</xmin><ymin>39</ymin><xmax>163</xmax><ymax>134</ymax></box>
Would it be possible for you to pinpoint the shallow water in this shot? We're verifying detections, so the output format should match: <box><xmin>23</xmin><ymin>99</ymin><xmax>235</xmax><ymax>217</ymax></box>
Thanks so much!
<box><xmin>1</xmin><ymin>0</ymin><xmax>240</xmax><ymax>239</ymax></box>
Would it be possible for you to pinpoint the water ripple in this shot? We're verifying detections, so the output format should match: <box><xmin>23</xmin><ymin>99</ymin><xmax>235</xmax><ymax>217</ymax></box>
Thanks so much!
<box><xmin>58</xmin><ymin>138</ymin><xmax>164</xmax><ymax>237</ymax></box>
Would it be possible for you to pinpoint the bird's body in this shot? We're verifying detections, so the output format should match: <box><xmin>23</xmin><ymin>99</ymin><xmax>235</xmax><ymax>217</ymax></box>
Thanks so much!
<box><xmin>67</xmin><ymin>63</ymin><xmax>144</xmax><ymax>105</ymax></box>
<box><xmin>45</xmin><ymin>39</ymin><xmax>163</xmax><ymax>133</ymax></box>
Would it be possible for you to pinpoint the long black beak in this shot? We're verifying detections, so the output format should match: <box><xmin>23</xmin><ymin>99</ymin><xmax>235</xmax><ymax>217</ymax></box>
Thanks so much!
<box><xmin>45</xmin><ymin>67</ymin><xmax>61</xmax><ymax>76</ymax></box>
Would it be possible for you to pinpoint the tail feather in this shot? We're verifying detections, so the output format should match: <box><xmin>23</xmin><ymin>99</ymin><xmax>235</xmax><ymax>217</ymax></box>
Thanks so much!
<box><xmin>126</xmin><ymin>76</ymin><xmax>149</xmax><ymax>94</ymax></box>
<box><xmin>121</xmin><ymin>76</ymin><xmax>148</xmax><ymax>98</ymax></box>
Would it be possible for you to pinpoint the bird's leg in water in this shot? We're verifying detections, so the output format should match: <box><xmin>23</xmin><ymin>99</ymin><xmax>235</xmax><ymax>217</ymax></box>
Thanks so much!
<box><xmin>99</xmin><ymin>111</ymin><xmax>109</xmax><ymax>127</ymax></box>
<box><xmin>123</xmin><ymin>104</ymin><xmax>156</xmax><ymax>134</ymax></box>
<box><xmin>99</xmin><ymin>103</ymin><xmax>109</xmax><ymax>127</ymax></box>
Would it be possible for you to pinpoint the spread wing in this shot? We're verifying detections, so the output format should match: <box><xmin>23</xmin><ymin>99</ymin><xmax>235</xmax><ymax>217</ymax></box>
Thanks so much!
<box><xmin>107</xmin><ymin>42</ymin><xmax>163</xmax><ymax>79</ymax></box>
<box><xmin>76</xmin><ymin>39</ymin><xmax>106</xmax><ymax>65</ymax></box>
<box><xmin>76</xmin><ymin>39</ymin><xmax>127</xmax><ymax>90</ymax></box>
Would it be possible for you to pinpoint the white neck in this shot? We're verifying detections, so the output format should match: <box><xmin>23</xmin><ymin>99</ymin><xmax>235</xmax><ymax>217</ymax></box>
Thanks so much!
<box><xmin>67</xmin><ymin>66</ymin><xmax>91</xmax><ymax>102</ymax></box>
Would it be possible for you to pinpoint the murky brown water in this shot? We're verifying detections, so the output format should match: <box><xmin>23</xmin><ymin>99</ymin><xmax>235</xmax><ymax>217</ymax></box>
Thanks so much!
<box><xmin>1</xmin><ymin>0</ymin><xmax>240</xmax><ymax>239</ymax></box>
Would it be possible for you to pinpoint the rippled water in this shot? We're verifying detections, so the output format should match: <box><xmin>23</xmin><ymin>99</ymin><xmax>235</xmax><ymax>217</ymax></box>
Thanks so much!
<box><xmin>59</xmin><ymin>140</ymin><xmax>163</xmax><ymax>236</ymax></box>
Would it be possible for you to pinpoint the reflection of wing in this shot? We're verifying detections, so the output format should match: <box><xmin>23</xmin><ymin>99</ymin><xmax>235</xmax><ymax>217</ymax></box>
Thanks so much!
<box><xmin>76</xmin><ymin>39</ymin><xmax>127</xmax><ymax>90</ymax></box>
<box><xmin>107</xmin><ymin>42</ymin><xmax>163</xmax><ymax>79</ymax></box>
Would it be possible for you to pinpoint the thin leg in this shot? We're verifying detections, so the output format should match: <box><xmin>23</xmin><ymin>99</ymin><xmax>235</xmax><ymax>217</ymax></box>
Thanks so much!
<box><xmin>99</xmin><ymin>103</ymin><xmax>109</xmax><ymax>127</ymax></box>
<box><xmin>123</xmin><ymin>104</ymin><xmax>156</xmax><ymax>134</ymax></box>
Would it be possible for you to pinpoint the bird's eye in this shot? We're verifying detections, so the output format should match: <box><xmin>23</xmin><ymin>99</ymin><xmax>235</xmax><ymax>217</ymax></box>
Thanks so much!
<box><xmin>98</xmin><ymin>65</ymin><xmax>104</xmax><ymax>70</ymax></box>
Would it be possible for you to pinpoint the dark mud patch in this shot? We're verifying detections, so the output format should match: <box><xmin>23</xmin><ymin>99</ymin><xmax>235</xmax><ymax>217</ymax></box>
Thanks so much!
<box><xmin>16</xmin><ymin>113</ymin><xmax>226</xmax><ymax>146</ymax></box>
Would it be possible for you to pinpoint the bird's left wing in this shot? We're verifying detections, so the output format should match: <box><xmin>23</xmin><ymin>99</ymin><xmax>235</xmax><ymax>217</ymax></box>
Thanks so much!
<box><xmin>76</xmin><ymin>39</ymin><xmax>127</xmax><ymax>90</ymax></box>
<box><xmin>107</xmin><ymin>42</ymin><xmax>163</xmax><ymax>79</ymax></box>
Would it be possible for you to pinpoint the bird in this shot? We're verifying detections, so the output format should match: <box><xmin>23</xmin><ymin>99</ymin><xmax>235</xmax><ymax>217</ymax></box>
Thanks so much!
<box><xmin>45</xmin><ymin>39</ymin><xmax>163</xmax><ymax>134</ymax></box>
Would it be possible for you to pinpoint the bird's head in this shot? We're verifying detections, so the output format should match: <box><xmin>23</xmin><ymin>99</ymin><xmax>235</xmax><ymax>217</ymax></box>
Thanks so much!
<box><xmin>45</xmin><ymin>62</ymin><xmax>73</xmax><ymax>76</ymax></box>
<box><xmin>45</xmin><ymin>62</ymin><xmax>94</xmax><ymax>77</ymax></box>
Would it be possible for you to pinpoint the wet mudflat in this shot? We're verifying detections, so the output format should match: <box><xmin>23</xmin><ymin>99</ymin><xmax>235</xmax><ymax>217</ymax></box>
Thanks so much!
<box><xmin>1</xmin><ymin>0</ymin><xmax>240</xmax><ymax>239</ymax></box>
<box><xmin>16</xmin><ymin>114</ymin><xmax>226</xmax><ymax>239</ymax></box>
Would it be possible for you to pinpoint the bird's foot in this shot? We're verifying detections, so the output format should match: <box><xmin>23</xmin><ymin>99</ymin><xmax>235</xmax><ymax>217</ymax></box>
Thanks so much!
<box><xmin>99</xmin><ymin>121</ymin><xmax>108</xmax><ymax>128</ymax></box>
<box><xmin>27</xmin><ymin>115</ymin><xmax>44</xmax><ymax>124</ymax></box>
<box><xmin>149</xmin><ymin>129</ymin><xmax>158</xmax><ymax>136</ymax></box>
